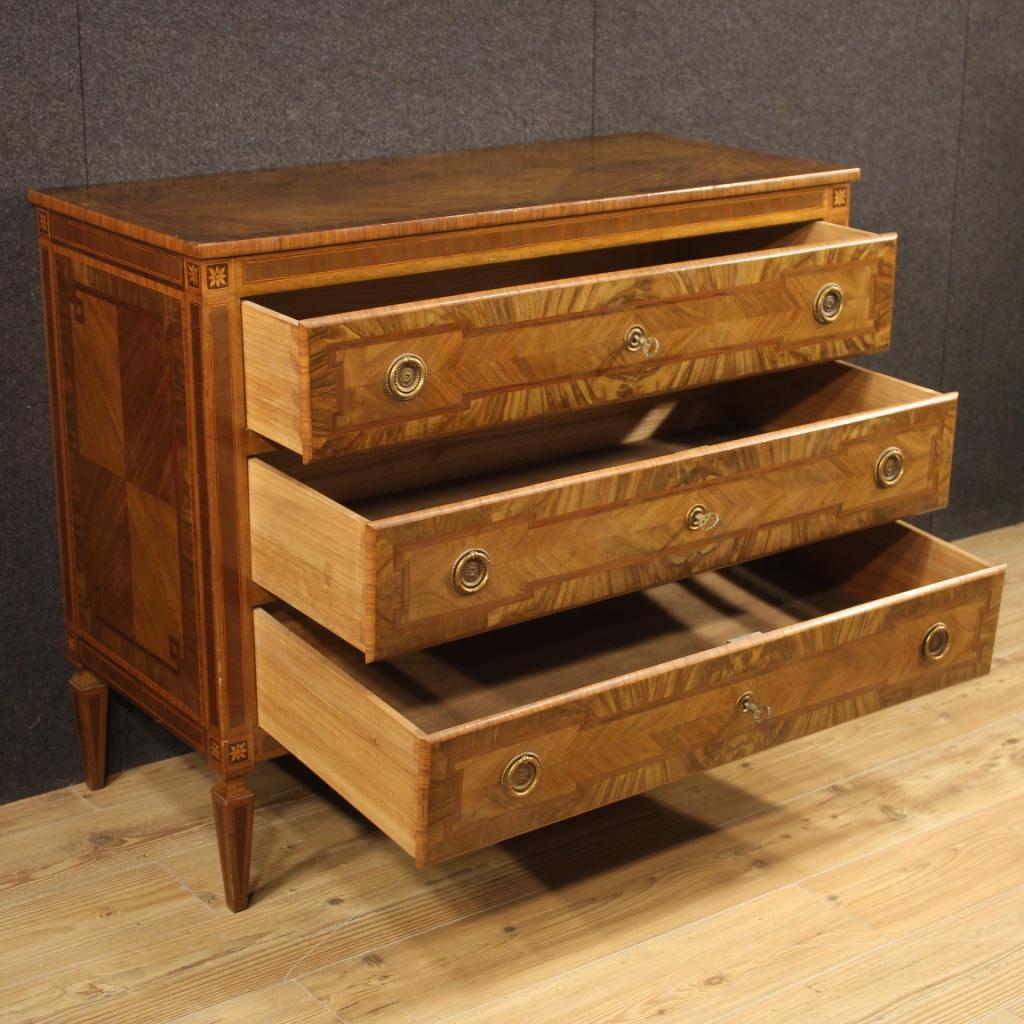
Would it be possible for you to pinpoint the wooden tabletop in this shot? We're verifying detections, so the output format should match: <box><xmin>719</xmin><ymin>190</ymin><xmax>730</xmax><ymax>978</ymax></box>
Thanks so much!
<box><xmin>28</xmin><ymin>133</ymin><xmax>859</xmax><ymax>258</ymax></box>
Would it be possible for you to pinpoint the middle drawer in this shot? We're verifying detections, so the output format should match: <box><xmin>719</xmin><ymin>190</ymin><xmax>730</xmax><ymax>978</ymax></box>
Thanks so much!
<box><xmin>249</xmin><ymin>361</ymin><xmax>956</xmax><ymax>661</ymax></box>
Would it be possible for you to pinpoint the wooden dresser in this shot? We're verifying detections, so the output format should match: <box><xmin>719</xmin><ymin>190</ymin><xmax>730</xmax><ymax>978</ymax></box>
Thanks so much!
<box><xmin>29</xmin><ymin>133</ymin><xmax>1004</xmax><ymax>911</ymax></box>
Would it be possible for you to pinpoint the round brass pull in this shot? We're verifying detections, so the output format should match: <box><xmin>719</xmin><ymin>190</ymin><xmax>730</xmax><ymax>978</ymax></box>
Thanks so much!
<box><xmin>451</xmin><ymin>548</ymin><xmax>491</xmax><ymax>594</ymax></box>
<box><xmin>501</xmin><ymin>752</ymin><xmax>542</xmax><ymax>796</ymax></box>
<box><xmin>922</xmin><ymin>622</ymin><xmax>951</xmax><ymax>662</ymax></box>
<box><xmin>736</xmin><ymin>691</ymin><xmax>773</xmax><ymax>724</ymax></box>
<box><xmin>384</xmin><ymin>353</ymin><xmax>427</xmax><ymax>400</ymax></box>
<box><xmin>875</xmin><ymin>446</ymin><xmax>906</xmax><ymax>488</ymax></box>
<box><xmin>813</xmin><ymin>282</ymin><xmax>844</xmax><ymax>324</ymax></box>
<box><xmin>686</xmin><ymin>503</ymin><xmax>720</xmax><ymax>532</ymax></box>
<box><xmin>624</xmin><ymin>323</ymin><xmax>661</xmax><ymax>358</ymax></box>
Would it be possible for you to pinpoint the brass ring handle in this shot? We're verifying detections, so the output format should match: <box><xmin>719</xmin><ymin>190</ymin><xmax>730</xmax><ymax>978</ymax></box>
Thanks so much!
<box><xmin>624</xmin><ymin>324</ymin><xmax>661</xmax><ymax>358</ymax></box>
<box><xmin>875</xmin><ymin>446</ymin><xmax>905</xmax><ymax>488</ymax></box>
<box><xmin>922</xmin><ymin>622</ymin><xmax>951</xmax><ymax>662</ymax></box>
<box><xmin>384</xmin><ymin>353</ymin><xmax>427</xmax><ymax>400</ymax></box>
<box><xmin>813</xmin><ymin>282</ymin><xmax>844</xmax><ymax>324</ymax></box>
<box><xmin>686</xmin><ymin>503</ymin><xmax>720</xmax><ymax>532</ymax></box>
<box><xmin>736</xmin><ymin>691</ymin><xmax>773</xmax><ymax>724</ymax></box>
<box><xmin>451</xmin><ymin>548</ymin><xmax>491</xmax><ymax>594</ymax></box>
<box><xmin>501</xmin><ymin>752</ymin><xmax>542</xmax><ymax>796</ymax></box>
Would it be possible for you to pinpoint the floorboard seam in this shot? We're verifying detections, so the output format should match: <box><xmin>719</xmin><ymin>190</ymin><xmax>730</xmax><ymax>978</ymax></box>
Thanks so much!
<box><xmin>291</xmin><ymin>977</ymin><xmax>350</xmax><ymax>1023</ymax></box>
<box><xmin>153</xmin><ymin>859</ymin><xmax>219</xmax><ymax>918</ymax></box>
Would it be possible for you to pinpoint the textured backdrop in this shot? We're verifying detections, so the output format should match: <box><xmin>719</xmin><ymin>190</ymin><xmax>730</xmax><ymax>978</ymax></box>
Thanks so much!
<box><xmin>2</xmin><ymin>0</ymin><xmax>1021</xmax><ymax>803</ymax></box>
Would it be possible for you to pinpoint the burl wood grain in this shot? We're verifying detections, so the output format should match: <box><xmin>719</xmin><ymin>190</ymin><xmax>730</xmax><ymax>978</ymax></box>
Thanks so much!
<box><xmin>249</xmin><ymin>362</ymin><xmax>955</xmax><ymax>661</ymax></box>
<box><xmin>243</xmin><ymin>220</ymin><xmax>895</xmax><ymax>461</ymax></box>
<box><xmin>253</xmin><ymin>522</ymin><xmax>1004</xmax><ymax>865</ymax></box>
<box><xmin>29</xmin><ymin>133</ymin><xmax>858</xmax><ymax>257</ymax></box>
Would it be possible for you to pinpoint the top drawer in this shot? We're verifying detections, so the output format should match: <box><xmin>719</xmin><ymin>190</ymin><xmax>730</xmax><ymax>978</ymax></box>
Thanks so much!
<box><xmin>242</xmin><ymin>220</ymin><xmax>896</xmax><ymax>461</ymax></box>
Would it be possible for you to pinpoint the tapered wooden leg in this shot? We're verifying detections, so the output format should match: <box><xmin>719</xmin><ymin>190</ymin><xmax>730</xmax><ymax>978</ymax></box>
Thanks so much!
<box><xmin>211</xmin><ymin>778</ymin><xmax>255</xmax><ymax>912</ymax></box>
<box><xmin>69</xmin><ymin>670</ymin><xmax>109</xmax><ymax>791</ymax></box>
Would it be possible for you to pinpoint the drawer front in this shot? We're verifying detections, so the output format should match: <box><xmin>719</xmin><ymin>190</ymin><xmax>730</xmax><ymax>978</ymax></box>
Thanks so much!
<box><xmin>243</xmin><ymin>227</ymin><xmax>895</xmax><ymax>461</ymax></box>
<box><xmin>369</xmin><ymin>396</ymin><xmax>955</xmax><ymax>659</ymax></box>
<box><xmin>422</xmin><ymin>555</ymin><xmax>1002</xmax><ymax>863</ymax></box>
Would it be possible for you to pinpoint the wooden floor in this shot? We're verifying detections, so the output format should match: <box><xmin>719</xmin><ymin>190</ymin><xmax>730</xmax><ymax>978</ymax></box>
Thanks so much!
<box><xmin>3</xmin><ymin>523</ymin><xmax>1023</xmax><ymax>1024</ymax></box>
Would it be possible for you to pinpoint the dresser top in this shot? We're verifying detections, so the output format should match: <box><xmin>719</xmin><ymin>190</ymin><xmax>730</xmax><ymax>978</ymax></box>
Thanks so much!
<box><xmin>29</xmin><ymin>133</ymin><xmax>858</xmax><ymax>259</ymax></box>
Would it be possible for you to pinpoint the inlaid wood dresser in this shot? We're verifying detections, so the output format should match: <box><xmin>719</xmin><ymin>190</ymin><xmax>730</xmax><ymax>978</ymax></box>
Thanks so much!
<box><xmin>29</xmin><ymin>134</ymin><xmax>1004</xmax><ymax>911</ymax></box>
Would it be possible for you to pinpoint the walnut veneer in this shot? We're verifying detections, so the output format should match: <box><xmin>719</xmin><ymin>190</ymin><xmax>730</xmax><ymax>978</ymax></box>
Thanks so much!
<box><xmin>30</xmin><ymin>133</ymin><xmax>1003</xmax><ymax>912</ymax></box>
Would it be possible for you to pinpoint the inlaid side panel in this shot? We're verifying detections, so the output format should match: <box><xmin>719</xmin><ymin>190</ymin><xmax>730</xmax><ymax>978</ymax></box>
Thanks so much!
<box><xmin>55</xmin><ymin>253</ymin><xmax>200</xmax><ymax>719</ymax></box>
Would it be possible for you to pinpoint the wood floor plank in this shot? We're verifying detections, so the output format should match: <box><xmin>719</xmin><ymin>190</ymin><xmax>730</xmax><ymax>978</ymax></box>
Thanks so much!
<box><xmin>907</xmin><ymin>883</ymin><xmax>1024</xmax><ymax>946</ymax></box>
<box><xmin>0</xmin><ymin>862</ymin><xmax>212</xmax><ymax>993</ymax></box>
<box><xmin>800</xmin><ymin>794</ymin><xmax>1024</xmax><ymax>939</ymax></box>
<box><xmin>708</xmin><ymin>886</ymin><xmax>1024</xmax><ymax>1023</ymax></box>
<box><xmin>435</xmin><ymin>826</ymin><xmax>1024</xmax><ymax>1024</ymax></box>
<box><xmin>297</xmin><ymin>717</ymin><xmax>1024</xmax><ymax>1023</ymax></box>
<box><xmin>0</xmin><ymin>753</ymin><xmax>310</xmax><ymax>893</ymax></box>
<box><xmin>0</xmin><ymin>785</ymin><xmax>93</xmax><ymax>831</ymax></box>
<box><xmin>169</xmin><ymin>980</ymin><xmax>340</xmax><ymax>1024</ymax></box>
<box><xmin>709</xmin><ymin>935</ymin><xmax>1024</xmax><ymax>1024</ymax></box>
<box><xmin>425</xmin><ymin>885</ymin><xmax>884</xmax><ymax>1024</ymax></box>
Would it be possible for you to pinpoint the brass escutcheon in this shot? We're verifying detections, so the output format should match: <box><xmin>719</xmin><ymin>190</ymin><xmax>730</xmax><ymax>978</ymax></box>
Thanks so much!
<box><xmin>685</xmin><ymin>503</ymin><xmax>721</xmax><ymax>532</ymax></box>
<box><xmin>451</xmin><ymin>548</ymin><xmax>491</xmax><ymax>594</ymax></box>
<box><xmin>921</xmin><ymin>622</ymin><xmax>951</xmax><ymax>662</ymax></box>
<box><xmin>624</xmin><ymin>323</ymin><xmax>660</xmax><ymax>358</ymax></box>
<box><xmin>875</xmin><ymin>446</ymin><xmax>905</xmax><ymax>488</ymax></box>
<box><xmin>384</xmin><ymin>353</ymin><xmax>427</xmax><ymax>400</ymax></box>
<box><xmin>813</xmin><ymin>282</ymin><xmax>844</xmax><ymax>324</ymax></box>
<box><xmin>736</xmin><ymin>690</ymin><xmax>773</xmax><ymax>724</ymax></box>
<box><xmin>501</xmin><ymin>752</ymin><xmax>542</xmax><ymax>796</ymax></box>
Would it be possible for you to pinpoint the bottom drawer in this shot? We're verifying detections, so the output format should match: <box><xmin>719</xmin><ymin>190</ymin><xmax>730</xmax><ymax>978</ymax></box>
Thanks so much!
<box><xmin>254</xmin><ymin>522</ymin><xmax>1003</xmax><ymax>866</ymax></box>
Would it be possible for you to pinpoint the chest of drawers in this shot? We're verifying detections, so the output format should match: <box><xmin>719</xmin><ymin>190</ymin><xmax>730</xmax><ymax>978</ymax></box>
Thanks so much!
<box><xmin>29</xmin><ymin>133</ymin><xmax>1004</xmax><ymax>911</ymax></box>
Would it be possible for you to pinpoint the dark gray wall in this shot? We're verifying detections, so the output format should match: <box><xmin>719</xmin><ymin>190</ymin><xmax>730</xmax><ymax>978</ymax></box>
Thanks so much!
<box><xmin>2</xmin><ymin>0</ymin><xmax>1020</xmax><ymax>804</ymax></box>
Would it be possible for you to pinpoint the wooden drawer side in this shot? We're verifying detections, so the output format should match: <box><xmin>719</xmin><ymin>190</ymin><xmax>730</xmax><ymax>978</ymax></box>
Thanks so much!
<box><xmin>253</xmin><ymin>609</ymin><xmax>425</xmax><ymax>857</ymax></box>
<box><xmin>248</xmin><ymin>459</ymin><xmax>367</xmax><ymax>648</ymax></box>
<box><xmin>242</xmin><ymin>302</ymin><xmax>312</xmax><ymax>460</ymax></box>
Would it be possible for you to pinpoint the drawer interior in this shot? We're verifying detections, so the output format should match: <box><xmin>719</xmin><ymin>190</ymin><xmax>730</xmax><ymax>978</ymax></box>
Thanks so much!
<box><xmin>264</xmin><ymin>361</ymin><xmax>942</xmax><ymax>518</ymax></box>
<box><xmin>251</xmin><ymin>220</ymin><xmax>873</xmax><ymax>321</ymax></box>
<box><xmin>264</xmin><ymin>522</ymin><xmax>990</xmax><ymax>735</ymax></box>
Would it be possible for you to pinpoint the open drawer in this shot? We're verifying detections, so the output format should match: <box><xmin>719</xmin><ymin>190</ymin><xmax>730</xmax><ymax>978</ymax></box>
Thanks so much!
<box><xmin>249</xmin><ymin>362</ymin><xmax>956</xmax><ymax>661</ymax></box>
<box><xmin>253</xmin><ymin>522</ymin><xmax>1004</xmax><ymax>866</ymax></box>
<box><xmin>242</xmin><ymin>220</ymin><xmax>896</xmax><ymax>460</ymax></box>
